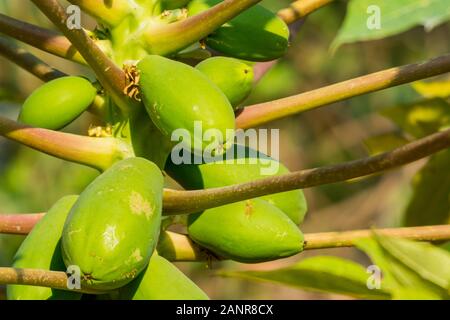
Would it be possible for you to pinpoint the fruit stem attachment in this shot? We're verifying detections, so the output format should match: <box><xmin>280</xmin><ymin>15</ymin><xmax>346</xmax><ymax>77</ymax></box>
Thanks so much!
<box><xmin>67</xmin><ymin>0</ymin><xmax>134</xmax><ymax>27</ymax></box>
<box><xmin>163</xmin><ymin>128</ymin><xmax>450</xmax><ymax>214</ymax></box>
<box><xmin>0</xmin><ymin>116</ymin><xmax>133</xmax><ymax>171</ymax></box>
<box><xmin>0</xmin><ymin>13</ymin><xmax>85</xmax><ymax>64</ymax></box>
<box><xmin>141</xmin><ymin>0</ymin><xmax>262</xmax><ymax>56</ymax></box>
<box><xmin>237</xmin><ymin>53</ymin><xmax>450</xmax><ymax>129</ymax></box>
<box><xmin>31</xmin><ymin>0</ymin><xmax>136</xmax><ymax>115</ymax></box>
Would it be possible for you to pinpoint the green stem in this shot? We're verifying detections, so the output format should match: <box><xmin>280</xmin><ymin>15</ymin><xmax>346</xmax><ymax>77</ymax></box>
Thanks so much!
<box><xmin>67</xmin><ymin>0</ymin><xmax>133</xmax><ymax>26</ymax></box>
<box><xmin>278</xmin><ymin>0</ymin><xmax>335</xmax><ymax>24</ymax></box>
<box><xmin>0</xmin><ymin>116</ymin><xmax>133</xmax><ymax>171</ymax></box>
<box><xmin>0</xmin><ymin>268</ymin><xmax>103</xmax><ymax>294</ymax></box>
<box><xmin>0</xmin><ymin>36</ymin><xmax>66</xmax><ymax>82</ymax></box>
<box><xmin>31</xmin><ymin>0</ymin><xmax>135</xmax><ymax>114</ymax></box>
<box><xmin>141</xmin><ymin>0</ymin><xmax>262</xmax><ymax>56</ymax></box>
<box><xmin>0</xmin><ymin>219</ymin><xmax>449</xmax><ymax>263</ymax></box>
<box><xmin>236</xmin><ymin>53</ymin><xmax>450</xmax><ymax>129</ymax></box>
<box><xmin>303</xmin><ymin>225</ymin><xmax>450</xmax><ymax>250</ymax></box>
<box><xmin>0</xmin><ymin>13</ymin><xmax>85</xmax><ymax>64</ymax></box>
<box><xmin>163</xmin><ymin>128</ymin><xmax>450</xmax><ymax>214</ymax></box>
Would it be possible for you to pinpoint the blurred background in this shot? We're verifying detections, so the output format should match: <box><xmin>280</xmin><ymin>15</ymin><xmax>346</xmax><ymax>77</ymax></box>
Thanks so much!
<box><xmin>0</xmin><ymin>0</ymin><xmax>449</xmax><ymax>299</ymax></box>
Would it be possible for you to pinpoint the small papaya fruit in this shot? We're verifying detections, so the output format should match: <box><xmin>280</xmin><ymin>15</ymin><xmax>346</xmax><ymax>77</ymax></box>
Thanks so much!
<box><xmin>196</xmin><ymin>57</ymin><xmax>254</xmax><ymax>109</ymax></box>
<box><xmin>61</xmin><ymin>157</ymin><xmax>163</xmax><ymax>290</ymax></box>
<box><xmin>119</xmin><ymin>254</ymin><xmax>209</xmax><ymax>300</ymax></box>
<box><xmin>188</xmin><ymin>0</ymin><xmax>289</xmax><ymax>61</ymax></box>
<box><xmin>7</xmin><ymin>196</ymin><xmax>81</xmax><ymax>300</ymax></box>
<box><xmin>18</xmin><ymin>76</ymin><xmax>97</xmax><ymax>130</ymax></box>
<box><xmin>137</xmin><ymin>55</ymin><xmax>235</xmax><ymax>154</ymax></box>
<box><xmin>166</xmin><ymin>145</ymin><xmax>308</xmax><ymax>224</ymax></box>
<box><xmin>187</xmin><ymin>199</ymin><xmax>304</xmax><ymax>263</ymax></box>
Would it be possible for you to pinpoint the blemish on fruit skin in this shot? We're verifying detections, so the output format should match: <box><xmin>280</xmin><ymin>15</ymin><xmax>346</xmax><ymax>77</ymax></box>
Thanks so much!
<box><xmin>68</xmin><ymin>229</ymin><xmax>82</xmax><ymax>240</ymax></box>
<box><xmin>102</xmin><ymin>225</ymin><xmax>119</xmax><ymax>250</ymax></box>
<box><xmin>129</xmin><ymin>191</ymin><xmax>153</xmax><ymax>220</ymax></box>
<box><xmin>126</xmin><ymin>249</ymin><xmax>143</xmax><ymax>265</ymax></box>
<box><xmin>244</xmin><ymin>200</ymin><xmax>254</xmax><ymax>217</ymax></box>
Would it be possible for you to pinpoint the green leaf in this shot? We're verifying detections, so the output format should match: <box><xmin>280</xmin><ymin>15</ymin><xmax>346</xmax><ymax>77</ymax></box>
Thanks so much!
<box><xmin>355</xmin><ymin>236</ymin><xmax>449</xmax><ymax>299</ymax></box>
<box><xmin>403</xmin><ymin>149</ymin><xmax>450</xmax><ymax>226</ymax></box>
<box><xmin>332</xmin><ymin>0</ymin><xmax>450</xmax><ymax>52</ymax></box>
<box><xmin>380</xmin><ymin>98</ymin><xmax>450</xmax><ymax>138</ymax></box>
<box><xmin>363</xmin><ymin>132</ymin><xmax>410</xmax><ymax>156</ymax></box>
<box><xmin>218</xmin><ymin>256</ymin><xmax>390</xmax><ymax>299</ymax></box>
<box><xmin>375</xmin><ymin>234</ymin><xmax>450</xmax><ymax>290</ymax></box>
<box><xmin>412</xmin><ymin>80</ymin><xmax>450</xmax><ymax>99</ymax></box>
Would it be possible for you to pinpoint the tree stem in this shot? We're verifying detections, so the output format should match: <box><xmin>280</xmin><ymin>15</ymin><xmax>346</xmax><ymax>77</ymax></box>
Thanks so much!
<box><xmin>0</xmin><ymin>37</ymin><xmax>66</xmax><ymax>82</ymax></box>
<box><xmin>163</xmin><ymin>128</ymin><xmax>450</xmax><ymax>214</ymax></box>
<box><xmin>142</xmin><ymin>0</ymin><xmax>262</xmax><ymax>56</ymax></box>
<box><xmin>0</xmin><ymin>268</ymin><xmax>102</xmax><ymax>294</ymax></box>
<box><xmin>0</xmin><ymin>13</ymin><xmax>84</xmax><ymax>64</ymax></box>
<box><xmin>31</xmin><ymin>0</ymin><xmax>134</xmax><ymax>114</ymax></box>
<box><xmin>278</xmin><ymin>0</ymin><xmax>335</xmax><ymax>24</ymax></box>
<box><xmin>237</xmin><ymin>53</ymin><xmax>450</xmax><ymax>129</ymax></box>
<box><xmin>0</xmin><ymin>116</ymin><xmax>133</xmax><ymax>171</ymax></box>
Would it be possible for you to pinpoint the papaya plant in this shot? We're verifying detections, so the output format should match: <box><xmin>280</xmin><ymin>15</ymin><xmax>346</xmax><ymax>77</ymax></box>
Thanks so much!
<box><xmin>0</xmin><ymin>0</ymin><xmax>449</xmax><ymax>301</ymax></box>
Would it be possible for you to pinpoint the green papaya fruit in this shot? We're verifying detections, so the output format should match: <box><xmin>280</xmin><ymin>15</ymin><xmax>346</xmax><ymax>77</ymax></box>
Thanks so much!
<box><xmin>119</xmin><ymin>254</ymin><xmax>209</xmax><ymax>300</ymax></box>
<box><xmin>137</xmin><ymin>55</ymin><xmax>235</xmax><ymax>154</ymax></box>
<box><xmin>161</xmin><ymin>0</ymin><xmax>191</xmax><ymax>10</ymax></box>
<box><xmin>18</xmin><ymin>76</ymin><xmax>97</xmax><ymax>130</ymax></box>
<box><xmin>187</xmin><ymin>199</ymin><xmax>304</xmax><ymax>263</ymax></box>
<box><xmin>188</xmin><ymin>0</ymin><xmax>289</xmax><ymax>61</ymax></box>
<box><xmin>196</xmin><ymin>57</ymin><xmax>254</xmax><ymax>109</ymax></box>
<box><xmin>166</xmin><ymin>145</ymin><xmax>308</xmax><ymax>224</ymax></box>
<box><xmin>7</xmin><ymin>196</ymin><xmax>81</xmax><ymax>300</ymax></box>
<box><xmin>61</xmin><ymin>157</ymin><xmax>163</xmax><ymax>290</ymax></box>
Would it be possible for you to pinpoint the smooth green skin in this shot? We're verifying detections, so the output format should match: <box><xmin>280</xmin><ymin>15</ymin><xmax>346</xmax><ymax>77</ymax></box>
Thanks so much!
<box><xmin>166</xmin><ymin>146</ymin><xmax>308</xmax><ymax>224</ymax></box>
<box><xmin>161</xmin><ymin>0</ymin><xmax>191</xmax><ymax>9</ymax></box>
<box><xmin>119</xmin><ymin>254</ymin><xmax>209</xmax><ymax>300</ymax></box>
<box><xmin>138</xmin><ymin>55</ymin><xmax>235</xmax><ymax>154</ymax></box>
<box><xmin>188</xmin><ymin>198</ymin><xmax>304</xmax><ymax>263</ymax></box>
<box><xmin>196</xmin><ymin>57</ymin><xmax>254</xmax><ymax>109</ymax></box>
<box><xmin>188</xmin><ymin>0</ymin><xmax>289</xmax><ymax>61</ymax></box>
<box><xmin>7</xmin><ymin>196</ymin><xmax>81</xmax><ymax>300</ymax></box>
<box><xmin>18</xmin><ymin>76</ymin><xmax>97</xmax><ymax>130</ymax></box>
<box><xmin>61</xmin><ymin>158</ymin><xmax>163</xmax><ymax>290</ymax></box>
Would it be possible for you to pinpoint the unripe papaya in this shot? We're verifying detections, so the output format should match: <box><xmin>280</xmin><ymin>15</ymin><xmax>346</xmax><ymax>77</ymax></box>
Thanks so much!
<box><xmin>166</xmin><ymin>145</ymin><xmax>308</xmax><ymax>224</ymax></box>
<box><xmin>119</xmin><ymin>254</ymin><xmax>209</xmax><ymax>300</ymax></box>
<box><xmin>188</xmin><ymin>0</ymin><xmax>289</xmax><ymax>61</ymax></box>
<box><xmin>137</xmin><ymin>55</ymin><xmax>235</xmax><ymax>154</ymax></box>
<box><xmin>18</xmin><ymin>76</ymin><xmax>97</xmax><ymax>130</ymax></box>
<box><xmin>188</xmin><ymin>199</ymin><xmax>304</xmax><ymax>263</ymax></box>
<box><xmin>61</xmin><ymin>157</ymin><xmax>163</xmax><ymax>290</ymax></box>
<box><xmin>161</xmin><ymin>0</ymin><xmax>191</xmax><ymax>10</ymax></box>
<box><xmin>196</xmin><ymin>57</ymin><xmax>254</xmax><ymax>109</ymax></box>
<box><xmin>7</xmin><ymin>196</ymin><xmax>81</xmax><ymax>300</ymax></box>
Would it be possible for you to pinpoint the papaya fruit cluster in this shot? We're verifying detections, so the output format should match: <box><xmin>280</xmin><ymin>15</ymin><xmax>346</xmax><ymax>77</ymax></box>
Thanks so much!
<box><xmin>9</xmin><ymin>1</ymin><xmax>307</xmax><ymax>300</ymax></box>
